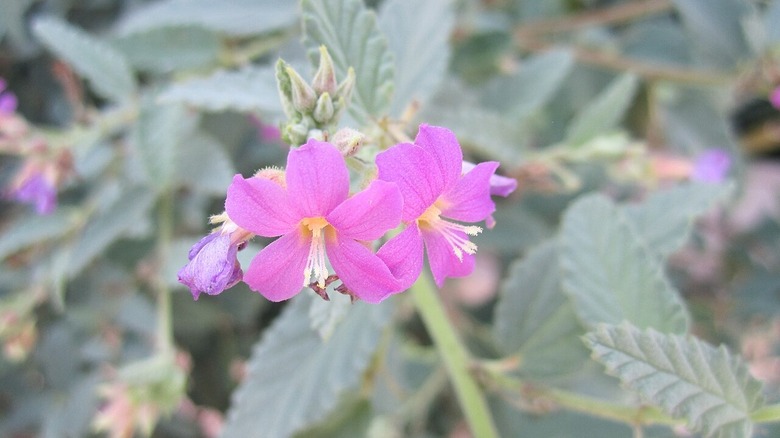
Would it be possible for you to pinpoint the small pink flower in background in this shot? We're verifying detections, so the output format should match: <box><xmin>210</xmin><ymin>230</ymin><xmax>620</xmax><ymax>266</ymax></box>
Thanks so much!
<box><xmin>7</xmin><ymin>162</ymin><xmax>57</xmax><ymax>214</ymax></box>
<box><xmin>691</xmin><ymin>149</ymin><xmax>731</xmax><ymax>183</ymax></box>
<box><xmin>770</xmin><ymin>86</ymin><xmax>780</xmax><ymax>109</ymax></box>
<box><xmin>225</xmin><ymin>139</ymin><xmax>403</xmax><ymax>303</ymax></box>
<box><xmin>248</xmin><ymin>115</ymin><xmax>282</xmax><ymax>143</ymax></box>
<box><xmin>0</xmin><ymin>78</ymin><xmax>17</xmax><ymax>114</ymax></box>
<box><xmin>376</xmin><ymin>124</ymin><xmax>502</xmax><ymax>288</ymax></box>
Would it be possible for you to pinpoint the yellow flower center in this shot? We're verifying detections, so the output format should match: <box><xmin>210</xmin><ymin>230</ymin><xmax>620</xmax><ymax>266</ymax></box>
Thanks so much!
<box><xmin>417</xmin><ymin>204</ymin><xmax>482</xmax><ymax>261</ymax></box>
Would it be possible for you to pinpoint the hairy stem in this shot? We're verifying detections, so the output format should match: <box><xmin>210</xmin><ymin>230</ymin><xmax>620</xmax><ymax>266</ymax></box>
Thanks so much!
<box><xmin>410</xmin><ymin>273</ymin><xmax>499</xmax><ymax>438</ymax></box>
<box><xmin>156</xmin><ymin>191</ymin><xmax>175</xmax><ymax>354</ymax></box>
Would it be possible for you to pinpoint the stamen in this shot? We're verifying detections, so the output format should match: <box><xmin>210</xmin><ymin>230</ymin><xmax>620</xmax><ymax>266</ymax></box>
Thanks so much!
<box><xmin>418</xmin><ymin>205</ymin><xmax>482</xmax><ymax>261</ymax></box>
<box><xmin>301</xmin><ymin>217</ymin><xmax>330</xmax><ymax>288</ymax></box>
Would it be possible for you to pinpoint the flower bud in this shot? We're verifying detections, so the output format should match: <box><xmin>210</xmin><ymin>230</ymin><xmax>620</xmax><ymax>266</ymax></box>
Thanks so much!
<box><xmin>286</xmin><ymin>66</ymin><xmax>316</xmax><ymax>113</ymax></box>
<box><xmin>336</xmin><ymin>67</ymin><xmax>356</xmax><ymax>104</ymax></box>
<box><xmin>331</xmin><ymin>127</ymin><xmax>366</xmax><ymax>157</ymax></box>
<box><xmin>282</xmin><ymin>122</ymin><xmax>309</xmax><ymax>146</ymax></box>
<box><xmin>312</xmin><ymin>46</ymin><xmax>338</xmax><ymax>95</ymax></box>
<box><xmin>275</xmin><ymin>59</ymin><xmax>296</xmax><ymax>119</ymax></box>
<box><xmin>312</xmin><ymin>92</ymin><xmax>334</xmax><ymax>124</ymax></box>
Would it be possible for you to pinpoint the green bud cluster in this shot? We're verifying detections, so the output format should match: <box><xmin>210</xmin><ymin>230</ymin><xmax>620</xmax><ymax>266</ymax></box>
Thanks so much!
<box><xmin>276</xmin><ymin>46</ymin><xmax>355</xmax><ymax>146</ymax></box>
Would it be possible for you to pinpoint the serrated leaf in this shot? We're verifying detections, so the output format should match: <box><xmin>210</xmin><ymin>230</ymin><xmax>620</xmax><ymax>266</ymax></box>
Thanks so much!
<box><xmin>378</xmin><ymin>0</ymin><xmax>453</xmax><ymax>117</ymax></box>
<box><xmin>585</xmin><ymin>322</ymin><xmax>764</xmax><ymax>438</ymax></box>
<box><xmin>481</xmin><ymin>49</ymin><xmax>574</xmax><ymax>120</ymax></box>
<box><xmin>32</xmin><ymin>16</ymin><xmax>136</xmax><ymax>102</ymax></box>
<box><xmin>113</xmin><ymin>25</ymin><xmax>220</xmax><ymax>73</ymax></box>
<box><xmin>158</xmin><ymin>66</ymin><xmax>280</xmax><ymax>113</ymax></box>
<box><xmin>301</xmin><ymin>0</ymin><xmax>394</xmax><ymax>125</ymax></box>
<box><xmin>309</xmin><ymin>292</ymin><xmax>352</xmax><ymax>341</ymax></box>
<box><xmin>175</xmin><ymin>130</ymin><xmax>235</xmax><ymax>195</ymax></box>
<box><xmin>222</xmin><ymin>293</ymin><xmax>393</xmax><ymax>437</ymax></box>
<box><xmin>565</xmin><ymin>73</ymin><xmax>639</xmax><ymax>146</ymax></box>
<box><xmin>560</xmin><ymin>194</ymin><xmax>689</xmax><ymax>333</ymax></box>
<box><xmin>66</xmin><ymin>187</ymin><xmax>155</xmax><ymax>277</ymax></box>
<box><xmin>133</xmin><ymin>99</ymin><xmax>192</xmax><ymax>191</ymax></box>
<box><xmin>115</xmin><ymin>0</ymin><xmax>296</xmax><ymax>37</ymax></box>
<box><xmin>623</xmin><ymin>183</ymin><xmax>730</xmax><ymax>257</ymax></box>
<box><xmin>493</xmin><ymin>241</ymin><xmax>589</xmax><ymax>380</ymax></box>
<box><xmin>0</xmin><ymin>209</ymin><xmax>78</xmax><ymax>260</ymax></box>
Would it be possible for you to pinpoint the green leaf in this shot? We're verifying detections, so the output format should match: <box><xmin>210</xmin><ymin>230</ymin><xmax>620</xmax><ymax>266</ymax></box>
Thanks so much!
<box><xmin>66</xmin><ymin>187</ymin><xmax>155</xmax><ymax>277</ymax></box>
<box><xmin>564</xmin><ymin>73</ymin><xmax>639</xmax><ymax>146</ymax></box>
<box><xmin>158</xmin><ymin>66</ymin><xmax>281</xmax><ymax>113</ymax></box>
<box><xmin>672</xmin><ymin>0</ymin><xmax>753</xmax><ymax>69</ymax></box>
<box><xmin>585</xmin><ymin>322</ymin><xmax>764</xmax><ymax>438</ymax></box>
<box><xmin>481</xmin><ymin>49</ymin><xmax>574</xmax><ymax>120</ymax></box>
<box><xmin>31</xmin><ymin>16</ymin><xmax>136</xmax><ymax>102</ymax></box>
<box><xmin>115</xmin><ymin>0</ymin><xmax>296</xmax><ymax>37</ymax></box>
<box><xmin>560</xmin><ymin>194</ymin><xmax>689</xmax><ymax>333</ymax></box>
<box><xmin>378</xmin><ymin>0</ymin><xmax>453</xmax><ymax>117</ymax></box>
<box><xmin>175</xmin><ymin>130</ymin><xmax>235</xmax><ymax>195</ymax></box>
<box><xmin>112</xmin><ymin>25</ymin><xmax>220</xmax><ymax>74</ymax></box>
<box><xmin>133</xmin><ymin>98</ymin><xmax>193</xmax><ymax>191</ymax></box>
<box><xmin>309</xmin><ymin>291</ymin><xmax>353</xmax><ymax>341</ymax></box>
<box><xmin>301</xmin><ymin>0</ymin><xmax>395</xmax><ymax>125</ymax></box>
<box><xmin>222</xmin><ymin>293</ymin><xmax>394</xmax><ymax>437</ymax></box>
<box><xmin>493</xmin><ymin>241</ymin><xmax>589</xmax><ymax>380</ymax></box>
<box><xmin>0</xmin><ymin>209</ymin><xmax>78</xmax><ymax>261</ymax></box>
<box><xmin>623</xmin><ymin>183</ymin><xmax>730</xmax><ymax>257</ymax></box>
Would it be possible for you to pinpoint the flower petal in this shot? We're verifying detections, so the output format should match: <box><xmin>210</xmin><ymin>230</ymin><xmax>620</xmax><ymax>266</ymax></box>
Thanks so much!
<box><xmin>286</xmin><ymin>139</ymin><xmax>349</xmax><ymax>217</ymax></box>
<box><xmin>377</xmin><ymin>224</ymin><xmax>424</xmax><ymax>291</ymax></box>
<box><xmin>243</xmin><ymin>230</ymin><xmax>309</xmax><ymax>301</ymax></box>
<box><xmin>422</xmin><ymin>228</ymin><xmax>476</xmax><ymax>288</ymax></box>
<box><xmin>327</xmin><ymin>180</ymin><xmax>402</xmax><ymax>240</ymax></box>
<box><xmin>326</xmin><ymin>236</ymin><xmax>399</xmax><ymax>303</ymax></box>
<box><xmin>376</xmin><ymin>143</ymin><xmax>443</xmax><ymax>221</ymax></box>
<box><xmin>178</xmin><ymin>233</ymin><xmax>242</xmax><ymax>300</ymax></box>
<box><xmin>440</xmin><ymin>161</ymin><xmax>499</xmax><ymax>223</ymax></box>
<box><xmin>414</xmin><ymin>124</ymin><xmax>463</xmax><ymax>192</ymax></box>
<box><xmin>462</xmin><ymin>161</ymin><xmax>517</xmax><ymax>197</ymax></box>
<box><xmin>225</xmin><ymin>174</ymin><xmax>298</xmax><ymax>237</ymax></box>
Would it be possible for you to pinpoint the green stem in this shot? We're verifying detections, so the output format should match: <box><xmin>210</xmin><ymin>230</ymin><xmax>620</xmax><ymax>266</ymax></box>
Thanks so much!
<box><xmin>751</xmin><ymin>403</ymin><xmax>780</xmax><ymax>423</ymax></box>
<box><xmin>410</xmin><ymin>273</ymin><xmax>500</xmax><ymax>438</ymax></box>
<box><xmin>156</xmin><ymin>192</ymin><xmax>175</xmax><ymax>354</ymax></box>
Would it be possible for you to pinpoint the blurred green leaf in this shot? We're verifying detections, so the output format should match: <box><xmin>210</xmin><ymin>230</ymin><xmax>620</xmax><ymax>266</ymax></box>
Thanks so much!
<box><xmin>175</xmin><ymin>130</ymin><xmax>236</xmax><ymax>195</ymax></box>
<box><xmin>586</xmin><ymin>322</ymin><xmax>764</xmax><ymax>438</ymax></box>
<box><xmin>301</xmin><ymin>0</ymin><xmax>395</xmax><ymax>126</ymax></box>
<box><xmin>623</xmin><ymin>182</ymin><xmax>730</xmax><ymax>257</ymax></box>
<box><xmin>133</xmin><ymin>99</ymin><xmax>193</xmax><ymax>191</ymax></box>
<box><xmin>564</xmin><ymin>73</ymin><xmax>639</xmax><ymax>146</ymax></box>
<box><xmin>115</xmin><ymin>0</ymin><xmax>296</xmax><ymax>37</ymax></box>
<box><xmin>113</xmin><ymin>25</ymin><xmax>221</xmax><ymax>73</ymax></box>
<box><xmin>0</xmin><ymin>209</ymin><xmax>78</xmax><ymax>261</ymax></box>
<box><xmin>378</xmin><ymin>0</ymin><xmax>453</xmax><ymax>117</ymax></box>
<box><xmin>766</xmin><ymin>0</ymin><xmax>780</xmax><ymax>44</ymax></box>
<box><xmin>493</xmin><ymin>241</ymin><xmax>589</xmax><ymax>380</ymax></box>
<box><xmin>560</xmin><ymin>194</ymin><xmax>689</xmax><ymax>332</ymax></box>
<box><xmin>159</xmin><ymin>66</ymin><xmax>280</xmax><ymax>113</ymax></box>
<box><xmin>222</xmin><ymin>293</ymin><xmax>394</xmax><ymax>437</ymax></box>
<box><xmin>32</xmin><ymin>16</ymin><xmax>136</xmax><ymax>102</ymax></box>
<box><xmin>309</xmin><ymin>290</ymin><xmax>352</xmax><ymax>341</ymax></box>
<box><xmin>672</xmin><ymin>0</ymin><xmax>753</xmax><ymax>69</ymax></box>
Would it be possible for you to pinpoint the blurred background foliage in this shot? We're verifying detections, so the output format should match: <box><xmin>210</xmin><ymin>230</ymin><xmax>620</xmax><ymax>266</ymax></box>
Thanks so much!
<box><xmin>1</xmin><ymin>0</ymin><xmax>780</xmax><ymax>437</ymax></box>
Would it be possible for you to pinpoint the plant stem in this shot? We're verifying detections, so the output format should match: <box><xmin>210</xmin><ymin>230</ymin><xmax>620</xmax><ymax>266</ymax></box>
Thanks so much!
<box><xmin>751</xmin><ymin>403</ymin><xmax>780</xmax><ymax>423</ymax></box>
<box><xmin>410</xmin><ymin>273</ymin><xmax>500</xmax><ymax>438</ymax></box>
<box><xmin>156</xmin><ymin>191</ymin><xmax>175</xmax><ymax>354</ymax></box>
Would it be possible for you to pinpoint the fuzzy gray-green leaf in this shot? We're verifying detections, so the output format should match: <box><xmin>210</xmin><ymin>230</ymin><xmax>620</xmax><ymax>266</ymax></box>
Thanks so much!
<box><xmin>113</xmin><ymin>25</ymin><xmax>220</xmax><ymax>73</ymax></box>
<box><xmin>560</xmin><ymin>194</ymin><xmax>689</xmax><ymax>333</ymax></box>
<box><xmin>565</xmin><ymin>73</ymin><xmax>639</xmax><ymax>146</ymax></box>
<box><xmin>586</xmin><ymin>322</ymin><xmax>764</xmax><ymax>438</ymax></box>
<box><xmin>32</xmin><ymin>16</ymin><xmax>136</xmax><ymax>102</ymax></box>
<box><xmin>301</xmin><ymin>0</ymin><xmax>394</xmax><ymax>125</ymax></box>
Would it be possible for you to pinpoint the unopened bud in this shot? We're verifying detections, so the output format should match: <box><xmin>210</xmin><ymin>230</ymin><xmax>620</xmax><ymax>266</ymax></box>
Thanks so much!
<box><xmin>336</xmin><ymin>67</ymin><xmax>356</xmax><ymax>104</ymax></box>
<box><xmin>313</xmin><ymin>92</ymin><xmax>334</xmax><ymax>124</ymax></box>
<box><xmin>331</xmin><ymin>128</ymin><xmax>366</xmax><ymax>157</ymax></box>
<box><xmin>275</xmin><ymin>59</ymin><xmax>296</xmax><ymax>119</ymax></box>
<box><xmin>282</xmin><ymin>123</ymin><xmax>308</xmax><ymax>146</ymax></box>
<box><xmin>312</xmin><ymin>46</ymin><xmax>338</xmax><ymax>95</ymax></box>
<box><xmin>286</xmin><ymin>67</ymin><xmax>316</xmax><ymax>113</ymax></box>
<box><xmin>307</xmin><ymin>129</ymin><xmax>325</xmax><ymax>142</ymax></box>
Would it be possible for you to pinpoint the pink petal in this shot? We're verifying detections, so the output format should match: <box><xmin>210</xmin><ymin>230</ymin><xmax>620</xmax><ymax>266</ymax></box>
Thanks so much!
<box><xmin>422</xmin><ymin>228</ymin><xmax>476</xmax><ymax>288</ymax></box>
<box><xmin>326</xmin><ymin>237</ymin><xmax>400</xmax><ymax>303</ymax></box>
<box><xmin>414</xmin><ymin>124</ymin><xmax>463</xmax><ymax>192</ymax></box>
<box><xmin>377</xmin><ymin>224</ymin><xmax>424</xmax><ymax>291</ymax></box>
<box><xmin>225</xmin><ymin>175</ymin><xmax>298</xmax><ymax>237</ymax></box>
<box><xmin>243</xmin><ymin>230</ymin><xmax>310</xmax><ymax>301</ymax></box>
<box><xmin>376</xmin><ymin>143</ymin><xmax>443</xmax><ymax>222</ymax></box>
<box><xmin>327</xmin><ymin>180</ymin><xmax>402</xmax><ymax>240</ymax></box>
<box><xmin>286</xmin><ymin>139</ymin><xmax>349</xmax><ymax>217</ymax></box>
<box><xmin>440</xmin><ymin>161</ymin><xmax>499</xmax><ymax>223</ymax></box>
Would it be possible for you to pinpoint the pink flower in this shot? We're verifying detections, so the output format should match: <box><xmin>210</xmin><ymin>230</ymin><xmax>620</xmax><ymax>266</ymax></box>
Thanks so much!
<box><xmin>770</xmin><ymin>86</ymin><xmax>780</xmax><ymax>110</ymax></box>
<box><xmin>462</xmin><ymin>161</ymin><xmax>517</xmax><ymax>197</ymax></box>
<box><xmin>691</xmin><ymin>149</ymin><xmax>731</xmax><ymax>183</ymax></box>
<box><xmin>7</xmin><ymin>166</ymin><xmax>56</xmax><ymax>214</ymax></box>
<box><xmin>376</xmin><ymin>125</ymin><xmax>500</xmax><ymax>288</ymax></box>
<box><xmin>178</xmin><ymin>233</ymin><xmax>243</xmax><ymax>300</ymax></box>
<box><xmin>225</xmin><ymin>139</ymin><xmax>403</xmax><ymax>303</ymax></box>
<box><xmin>0</xmin><ymin>78</ymin><xmax>17</xmax><ymax>115</ymax></box>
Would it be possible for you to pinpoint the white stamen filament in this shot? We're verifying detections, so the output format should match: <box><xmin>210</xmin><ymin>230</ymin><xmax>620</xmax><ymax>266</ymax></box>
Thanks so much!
<box><xmin>419</xmin><ymin>205</ymin><xmax>482</xmax><ymax>261</ymax></box>
<box><xmin>301</xmin><ymin>217</ymin><xmax>330</xmax><ymax>287</ymax></box>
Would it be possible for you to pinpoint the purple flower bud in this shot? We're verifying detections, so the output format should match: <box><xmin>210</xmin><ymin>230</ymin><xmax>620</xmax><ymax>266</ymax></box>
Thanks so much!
<box><xmin>462</xmin><ymin>161</ymin><xmax>517</xmax><ymax>197</ymax></box>
<box><xmin>9</xmin><ymin>171</ymin><xmax>56</xmax><ymax>215</ymax></box>
<box><xmin>771</xmin><ymin>86</ymin><xmax>780</xmax><ymax>110</ymax></box>
<box><xmin>691</xmin><ymin>149</ymin><xmax>731</xmax><ymax>183</ymax></box>
<box><xmin>178</xmin><ymin>233</ymin><xmax>243</xmax><ymax>300</ymax></box>
<box><xmin>0</xmin><ymin>93</ymin><xmax>17</xmax><ymax>114</ymax></box>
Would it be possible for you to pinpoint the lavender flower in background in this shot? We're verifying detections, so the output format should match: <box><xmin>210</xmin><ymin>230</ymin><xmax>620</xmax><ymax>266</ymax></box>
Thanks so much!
<box><xmin>7</xmin><ymin>166</ymin><xmax>56</xmax><ymax>215</ymax></box>
<box><xmin>0</xmin><ymin>78</ymin><xmax>18</xmax><ymax>114</ymax></box>
<box><xmin>691</xmin><ymin>149</ymin><xmax>731</xmax><ymax>183</ymax></box>
<box><xmin>770</xmin><ymin>86</ymin><xmax>780</xmax><ymax>110</ymax></box>
<box><xmin>178</xmin><ymin>233</ymin><xmax>243</xmax><ymax>300</ymax></box>
<box><xmin>462</xmin><ymin>161</ymin><xmax>517</xmax><ymax>197</ymax></box>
